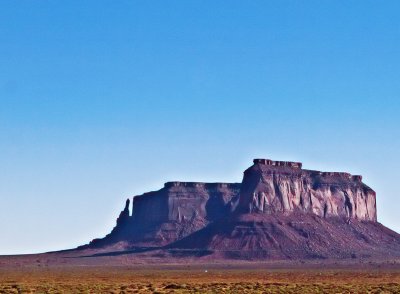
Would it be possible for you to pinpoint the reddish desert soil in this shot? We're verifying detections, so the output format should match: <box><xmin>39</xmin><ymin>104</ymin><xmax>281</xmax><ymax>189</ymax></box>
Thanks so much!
<box><xmin>0</xmin><ymin>252</ymin><xmax>400</xmax><ymax>293</ymax></box>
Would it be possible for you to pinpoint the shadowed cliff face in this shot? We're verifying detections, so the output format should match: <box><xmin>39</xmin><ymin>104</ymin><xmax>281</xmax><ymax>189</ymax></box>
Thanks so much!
<box><xmin>237</xmin><ymin>160</ymin><xmax>376</xmax><ymax>221</ymax></box>
<box><xmin>86</xmin><ymin>182</ymin><xmax>241</xmax><ymax>248</ymax></box>
<box><xmin>132</xmin><ymin>182</ymin><xmax>240</xmax><ymax>224</ymax></box>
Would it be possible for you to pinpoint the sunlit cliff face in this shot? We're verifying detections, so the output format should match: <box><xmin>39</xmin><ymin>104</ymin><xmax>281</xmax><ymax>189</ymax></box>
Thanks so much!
<box><xmin>237</xmin><ymin>159</ymin><xmax>376</xmax><ymax>221</ymax></box>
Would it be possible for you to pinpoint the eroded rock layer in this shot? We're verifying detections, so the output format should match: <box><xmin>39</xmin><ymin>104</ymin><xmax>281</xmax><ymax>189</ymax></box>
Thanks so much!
<box><xmin>237</xmin><ymin>159</ymin><xmax>376</xmax><ymax>221</ymax></box>
<box><xmin>87</xmin><ymin>182</ymin><xmax>240</xmax><ymax>248</ymax></box>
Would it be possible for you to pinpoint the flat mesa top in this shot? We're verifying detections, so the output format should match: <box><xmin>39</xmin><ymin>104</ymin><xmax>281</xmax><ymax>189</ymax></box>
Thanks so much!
<box><xmin>253</xmin><ymin>159</ymin><xmax>303</xmax><ymax>168</ymax></box>
<box><xmin>164</xmin><ymin>182</ymin><xmax>241</xmax><ymax>188</ymax></box>
<box><xmin>252</xmin><ymin>159</ymin><xmax>363</xmax><ymax>182</ymax></box>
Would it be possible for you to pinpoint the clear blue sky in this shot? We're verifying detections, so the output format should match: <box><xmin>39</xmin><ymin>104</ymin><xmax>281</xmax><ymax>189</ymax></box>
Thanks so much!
<box><xmin>1</xmin><ymin>1</ymin><xmax>399</xmax><ymax>254</ymax></box>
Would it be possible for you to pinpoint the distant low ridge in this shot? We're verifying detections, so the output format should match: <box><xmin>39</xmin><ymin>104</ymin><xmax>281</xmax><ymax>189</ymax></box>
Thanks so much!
<box><xmin>78</xmin><ymin>159</ymin><xmax>400</xmax><ymax>260</ymax></box>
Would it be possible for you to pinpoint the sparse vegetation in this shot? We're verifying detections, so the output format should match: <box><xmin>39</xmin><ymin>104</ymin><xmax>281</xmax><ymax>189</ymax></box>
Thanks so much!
<box><xmin>0</xmin><ymin>266</ymin><xmax>399</xmax><ymax>293</ymax></box>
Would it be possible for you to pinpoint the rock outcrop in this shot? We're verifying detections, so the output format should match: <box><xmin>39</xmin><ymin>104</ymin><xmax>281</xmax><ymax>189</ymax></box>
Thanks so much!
<box><xmin>237</xmin><ymin>159</ymin><xmax>376</xmax><ymax>221</ymax></box>
<box><xmin>82</xmin><ymin>158</ymin><xmax>400</xmax><ymax>260</ymax></box>
<box><xmin>87</xmin><ymin>182</ymin><xmax>240</xmax><ymax>248</ymax></box>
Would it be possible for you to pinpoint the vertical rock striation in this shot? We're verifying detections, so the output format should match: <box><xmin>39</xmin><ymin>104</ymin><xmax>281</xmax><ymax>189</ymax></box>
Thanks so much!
<box><xmin>237</xmin><ymin>159</ymin><xmax>376</xmax><ymax>221</ymax></box>
<box><xmin>86</xmin><ymin>182</ymin><xmax>241</xmax><ymax>248</ymax></box>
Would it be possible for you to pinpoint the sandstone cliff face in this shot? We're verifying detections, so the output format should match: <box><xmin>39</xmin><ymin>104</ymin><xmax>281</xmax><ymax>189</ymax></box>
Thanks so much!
<box><xmin>237</xmin><ymin>159</ymin><xmax>377</xmax><ymax>221</ymax></box>
<box><xmin>88</xmin><ymin>182</ymin><xmax>240</xmax><ymax>247</ymax></box>
<box><xmin>131</xmin><ymin>182</ymin><xmax>240</xmax><ymax>224</ymax></box>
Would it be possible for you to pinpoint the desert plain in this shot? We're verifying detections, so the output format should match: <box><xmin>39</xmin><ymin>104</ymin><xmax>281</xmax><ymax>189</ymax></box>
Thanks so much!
<box><xmin>0</xmin><ymin>250</ymin><xmax>399</xmax><ymax>293</ymax></box>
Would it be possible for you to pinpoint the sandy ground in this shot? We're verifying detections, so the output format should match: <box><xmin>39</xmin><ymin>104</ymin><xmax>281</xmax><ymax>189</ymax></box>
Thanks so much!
<box><xmin>0</xmin><ymin>251</ymin><xmax>400</xmax><ymax>293</ymax></box>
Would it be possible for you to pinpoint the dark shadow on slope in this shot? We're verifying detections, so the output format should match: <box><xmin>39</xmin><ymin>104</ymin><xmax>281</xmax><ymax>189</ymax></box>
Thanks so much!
<box><xmin>66</xmin><ymin>246</ymin><xmax>214</xmax><ymax>259</ymax></box>
<box><xmin>166</xmin><ymin>249</ymin><xmax>214</xmax><ymax>258</ymax></box>
<box><xmin>67</xmin><ymin>246</ymin><xmax>162</xmax><ymax>258</ymax></box>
